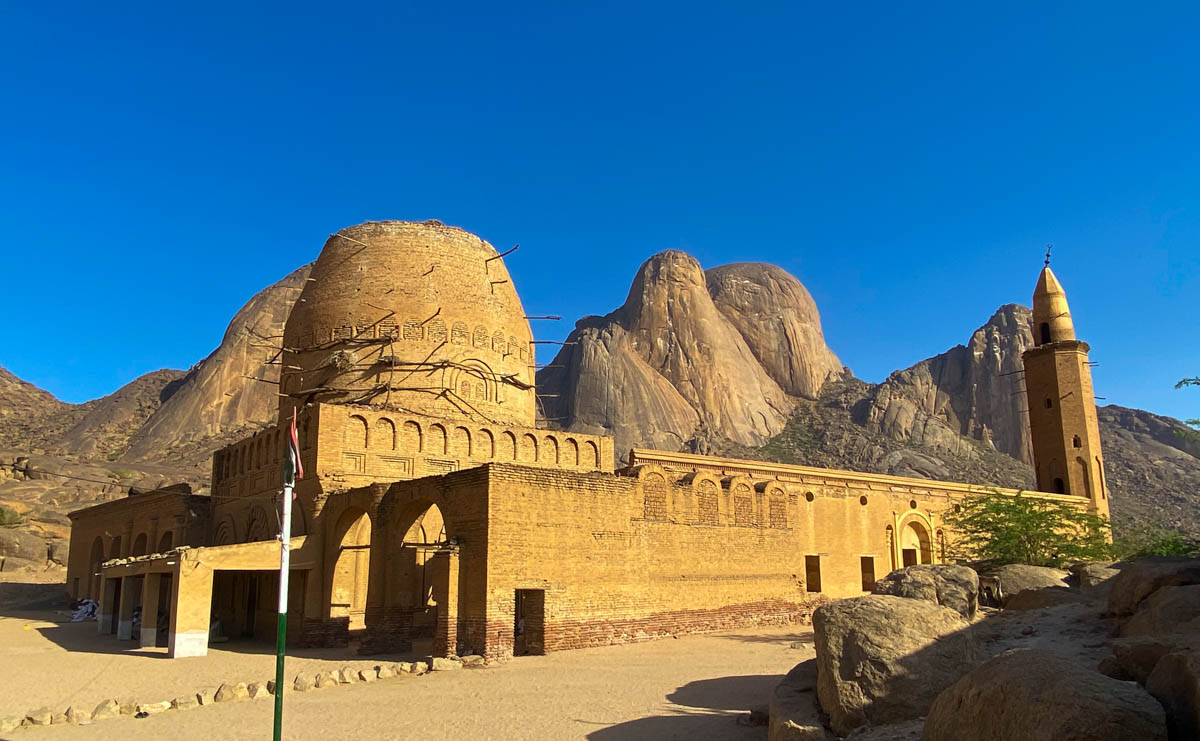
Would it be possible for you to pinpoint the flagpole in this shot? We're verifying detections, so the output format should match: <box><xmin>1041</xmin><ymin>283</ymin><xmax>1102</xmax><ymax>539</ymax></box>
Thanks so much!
<box><xmin>274</xmin><ymin>409</ymin><xmax>300</xmax><ymax>741</ymax></box>
<box><xmin>273</xmin><ymin>477</ymin><xmax>292</xmax><ymax>741</ymax></box>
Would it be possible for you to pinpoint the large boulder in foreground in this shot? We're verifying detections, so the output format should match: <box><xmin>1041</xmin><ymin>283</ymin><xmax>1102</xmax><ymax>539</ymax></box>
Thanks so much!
<box><xmin>1108</xmin><ymin>558</ymin><xmax>1200</xmax><ymax>616</ymax></box>
<box><xmin>985</xmin><ymin>564</ymin><xmax>1068</xmax><ymax>604</ymax></box>
<box><xmin>813</xmin><ymin>595</ymin><xmax>974</xmax><ymax>735</ymax></box>
<box><xmin>1122</xmin><ymin>585</ymin><xmax>1200</xmax><ymax>637</ymax></box>
<box><xmin>1145</xmin><ymin>649</ymin><xmax>1200</xmax><ymax>740</ymax></box>
<box><xmin>768</xmin><ymin>659</ymin><xmax>833</xmax><ymax>741</ymax></box>
<box><xmin>923</xmin><ymin>649</ymin><xmax>1167</xmax><ymax>741</ymax></box>
<box><xmin>1071</xmin><ymin>561</ymin><xmax>1121</xmax><ymax>590</ymax></box>
<box><xmin>872</xmin><ymin>564</ymin><xmax>979</xmax><ymax>619</ymax></box>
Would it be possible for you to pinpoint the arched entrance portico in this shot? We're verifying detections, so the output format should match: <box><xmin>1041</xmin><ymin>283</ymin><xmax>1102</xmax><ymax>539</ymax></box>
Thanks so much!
<box><xmin>329</xmin><ymin>507</ymin><xmax>372</xmax><ymax>631</ymax></box>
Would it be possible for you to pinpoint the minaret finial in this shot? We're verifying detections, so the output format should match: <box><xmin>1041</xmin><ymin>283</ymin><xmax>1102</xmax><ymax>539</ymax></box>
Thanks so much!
<box><xmin>1044</xmin><ymin>243</ymin><xmax>1052</xmax><ymax>267</ymax></box>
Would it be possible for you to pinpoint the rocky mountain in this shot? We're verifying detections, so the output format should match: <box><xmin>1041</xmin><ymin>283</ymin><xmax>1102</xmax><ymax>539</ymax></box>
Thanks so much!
<box><xmin>2</xmin><ymin>247</ymin><xmax>1197</xmax><ymax>569</ymax></box>
<box><xmin>540</xmin><ymin>249</ymin><xmax>1200</xmax><ymax>540</ymax></box>
<box><xmin>121</xmin><ymin>264</ymin><xmax>312</xmax><ymax>467</ymax></box>
<box><xmin>536</xmin><ymin>251</ymin><xmax>843</xmax><ymax>455</ymax></box>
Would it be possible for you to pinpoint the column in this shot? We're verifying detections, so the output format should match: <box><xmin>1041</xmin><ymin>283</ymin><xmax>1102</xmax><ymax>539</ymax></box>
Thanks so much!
<box><xmin>168</xmin><ymin>563</ymin><xmax>214</xmax><ymax>658</ymax></box>
<box><xmin>432</xmin><ymin>548</ymin><xmax>459</xmax><ymax>658</ymax></box>
<box><xmin>140</xmin><ymin>574</ymin><xmax>163</xmax><ymax>647</ymax></box>
<box><xmin>98</xmin><ymin>577</ymin><xmax>119</xmax><ymax>634</ymax></box>
<box><xmin>117</xmin><ymin>575</ymin><xmax>142</xmax><ymax>640</ymax></box>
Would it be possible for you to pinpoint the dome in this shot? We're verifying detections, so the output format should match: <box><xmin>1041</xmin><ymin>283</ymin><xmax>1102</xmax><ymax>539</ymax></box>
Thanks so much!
<box><xmin>280</xmin><ymin>221</ymin><xmax>536</xmax><ymax>427</ymax></box>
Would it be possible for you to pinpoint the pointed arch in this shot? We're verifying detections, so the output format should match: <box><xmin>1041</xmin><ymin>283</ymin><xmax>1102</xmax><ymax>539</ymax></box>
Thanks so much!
<box><xmin>346</xmin><ymin>415</ymin><xmax>369</xmax><ymax>448</ymax></box>
<box><xmin>375</xmin><ymin>417</ymin><xmax>397</xmax><ymax>450</ymax></box>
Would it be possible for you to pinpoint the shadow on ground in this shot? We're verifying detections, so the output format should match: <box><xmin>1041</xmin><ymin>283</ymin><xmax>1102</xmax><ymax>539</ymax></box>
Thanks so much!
<box><xmin>667</xmin><ymin>674</ymin><xmax>785</xmax><ymax>710</ymax></box>
<box><xmin>588</xmin><ymin>672</ymin><xmax>783</xmax><ymax>739</ymax></box>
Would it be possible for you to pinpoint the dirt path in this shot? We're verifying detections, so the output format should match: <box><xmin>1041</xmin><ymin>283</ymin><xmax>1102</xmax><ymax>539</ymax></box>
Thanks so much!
<box><xmin>2</xmin><ymin>588</ymin><xmax>811</xmax><ymax>740</ymax></box>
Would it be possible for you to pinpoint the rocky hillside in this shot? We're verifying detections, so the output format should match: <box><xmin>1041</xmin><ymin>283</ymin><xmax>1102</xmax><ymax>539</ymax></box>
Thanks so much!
<box><xmin>539</xmin><ymin>250</ymin><xmax>1200</xmax><ymax>540</ymax></box>
<box><xmin>122</xmin><ymin>263</ymin><xmax>312</xmax><ymax>467</ymax></box>
<box><xmin>0</xmin><ymin>265</ymin><xmax>311</xmax><ymax>569</ymax></box>
<box><xmin>536</xmin><ymin>252</ymin><xmax>844</xmax><ymax>454</ymax></box>
<box><xmin>2</xmin><ymin>247</ymin><xmax>1197</xmax><ymax>569</ymax></box>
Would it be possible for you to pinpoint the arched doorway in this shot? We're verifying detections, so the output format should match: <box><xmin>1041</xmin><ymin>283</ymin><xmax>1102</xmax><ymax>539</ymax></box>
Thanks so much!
<box><xmin>158</xmin><ymin>531</ymin><xmax>174</xmax><ymax>552</ymax></box>
<box><xmin>900</xmin><ymin>520</ymin><xmax>933</xmax><ymax>566</ymax></box>
<box><xmin>89</xmin><ymin>537</ymin><xmax>105</xmax><ymax>599</ymax></box>
<box><xmin>131</xmin><ymin>533</ymin><xmax>148</xmax><ymax>557</ymax></box>
<box><xmin>389</xmin><ymin>502</ymin><xmax>460</xmax><ymax>655</ymax></box>
<box><xmin>330</xmin><ymin>508</ymin><xmax>372</xmax><ymax>631</ymax></box>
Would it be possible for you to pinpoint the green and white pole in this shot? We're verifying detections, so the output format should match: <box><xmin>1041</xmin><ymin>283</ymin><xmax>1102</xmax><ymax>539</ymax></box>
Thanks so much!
<box><xmin>273</xmin><ymin>479</ymin><xmax>293</xmax><ymax>741</ymax></box>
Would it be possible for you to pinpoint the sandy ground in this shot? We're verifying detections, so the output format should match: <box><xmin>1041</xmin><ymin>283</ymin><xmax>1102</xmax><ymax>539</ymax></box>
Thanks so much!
<box><xmin>1</xmin><ymin>579</ymin><xmax>811</xmax><ymax>740</ymax></box>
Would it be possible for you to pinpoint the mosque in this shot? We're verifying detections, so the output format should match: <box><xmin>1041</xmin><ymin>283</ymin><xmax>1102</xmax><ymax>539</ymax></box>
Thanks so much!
<box><xmin>65</xmin><ymin>221</ymin><xmax>1109</xmax><ymax>659</ymax></box>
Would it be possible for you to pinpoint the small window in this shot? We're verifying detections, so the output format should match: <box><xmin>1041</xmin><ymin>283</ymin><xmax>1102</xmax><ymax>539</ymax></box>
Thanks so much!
<box><xmin>859</xmin><ymin>495</ymin><xmax>868</xmax><ymax>506</ymax></box>
<box><xmin>1039</xmin><ymin>323</ymin><xmax>1051</xmax><ymax>344</ymax></box>
<box><xmin>1073</xmin><ymin>435</ymin><xmax>1082</xmax><ymax>448</ymax></box>
<box><xmin>860</xmin><ymin>556</ymin><xmax>876</xmax><ymax>592</ymax></box>
<box><xmin>908</xmin><ymin>499</ymin><xmax>918</xmax><ymax>510</ymax></box>
<box><xmin>1045</xmin><ymin>398</ymin><xmax>1053</xmax><ymax>409</ymax></box>
<box><xmin>805</xmin><ymin>555</ymin><xmax>822</xmax><ymax>593</ymax></box>
<box><xmin>1053</xmin><ymin>477</ymin><xmax>1066</xmax><ymax>494</ymax></box>
<box><xmin>805</xmin><ymin>492</ymin><xmax>815</xmax><ymax>502</ymax></box>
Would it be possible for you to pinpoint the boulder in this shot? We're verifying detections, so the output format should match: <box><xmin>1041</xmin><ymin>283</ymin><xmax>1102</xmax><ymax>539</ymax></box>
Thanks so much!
<box><xmin>431</xmin><ymin>657</ymin><xmax>462</xmax><ymax>671</ymax></box>
<box><xmin>1004</xmin><ymin>586</ymin><xmax>1087</xmax><ymax>611</ymax></box>
<box><xmin>394</xmin><ymin>662</ymin><xmax>414</xmax><ymax>674</ymax></box>
<box><xmin>1123</xmin><ymin>585</ymin><xmax>1200</xmax><ymax>637</ymax></box>
<box><xmin>1146</xmin><ymin>649</ymin><xmax>1200</xmax><ymax>740</ymax></box>
<box><xmin>90</xmin><ymin>699</ymin><xmax>120</xmax><ymax>720</ymax></box>
<box><xmin>293</xmin><ymin>674</ymin><xmax>314</xmax><ymax>692</ymax></box>
<box><xmin>460</xmin><ymin>654</ymin><xmax>486</xmax><ymax>667</ymax></box>
<box><xmin>1107</xmin><ymin>637</ymin><xmax>1196</xmax><ymax>684</ymax></box>
<box><xmin>135</xmin><ymin>701</ymin><xmax>171</xmax><ymax>715</ymax></box>
<box><xmin>172</xmin><ymin>695</ymin><xmax>199</xmax><ymax>710</ymax></box>
<box><xmin>214</xmin><ymin>682</ymin><xmax>249</xmax><ymax>702</ymax></box>
<box><xmin>1071</xmin><ymin>561</ymin><xmax>1121</xmax><ymax>589</ymax></box>
<box><xmin>412</xmin><ymin>661</ymin><xmax>429</xmax><ymax>675</ymax></box>
<box><xmin>376</xmin><ymin>665</ymin><xmax>396</xmax><ymax>679</ymax></box>
<box><xmin>768</xmin><ymin>659</ymin><xmax>834</xmax><ymax>741</ymax></box>
<box><xmin>923</xmin><ymin>649</ymin><xmax>1167</xmax><ymax>741</ymax></box>
<box><xmin>358</xmin><ymin>669</ymin><xmax>376</xmax><ymax>682</ymax></box>
<box><xmin>813</xmin><ymin>595</ymin><xmax>975</xmax><ymax>735</ymax></box>
<box><xmin>314</xmin><ymin>672</ymin><xmax>338</xmax><ymax>688</ymax></box>
<box><xmin>25</xmin><ymin>707</ymin><xmax>53</xmax><ymax>726</ymax></box>
<box><xmin>64</xmin><ymin>705</ymin><xmax>89</xmax><ymax>725</ymax></box>
<box><xmin>195</xmin><ymin>689</ymin><xmax>215</xmax><ymax>705</ymax></box>
<box><xmin>247</xmin><ymin>682</ymin><xmax>270</xmax><ymax>699</ymax></box>
<box><xmin>52</xmin><ymin>712</ymin><xmax>67</xmax><ymax>725</ymax></box>
<box><xmin>985</xmin><ymin>564</ymin><xmax>1069</xmax><ymax>605</ymax></box>
<box><xmin>337</xmin><ymin>666</ymin><xmax>358</xmax><ymax>684</ymax></box>
<box><xmin>0</xmin><ymin>527</ymin><xmax>45</xmax><ymax>561</ymax></box>
<box><xmin>0</xmin><ymin>716</ymin><xmax>22</xmax><ymax>733</ymax></box>
<box><xmin>871</xmin><ymin>565</ymin><xmax>979</xmax><ymax>619</ymax></box>
<box><xmin>119</xmin><ymin>698</ymin><xmax>137</xmax><ymax>715</ymax></box>
<box><xmin>1109</xmin><ymin>558</ymin><xmax>1200</xmax><ymax>616</ymax></box>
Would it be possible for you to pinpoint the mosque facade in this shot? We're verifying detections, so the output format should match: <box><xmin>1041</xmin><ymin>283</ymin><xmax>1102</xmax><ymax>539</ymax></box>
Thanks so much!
<box><xmin>65</xmin><ymin>221</ymin><xmax>1107</xmax><ymax>659</ymax></box>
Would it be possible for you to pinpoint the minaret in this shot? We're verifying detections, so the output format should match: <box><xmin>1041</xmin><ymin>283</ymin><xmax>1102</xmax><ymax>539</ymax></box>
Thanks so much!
<box><xmin>1021</xmin><ymin>258</ymin><xmax>1110</xmax><ymax>517</ymax></box>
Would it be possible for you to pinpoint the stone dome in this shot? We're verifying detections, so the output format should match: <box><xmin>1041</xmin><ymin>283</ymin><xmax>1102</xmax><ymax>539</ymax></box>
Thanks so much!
<box><xmin>280</xmin><ymin>221</ymin><xmax>536</xmax><ymax>427</ymax></box>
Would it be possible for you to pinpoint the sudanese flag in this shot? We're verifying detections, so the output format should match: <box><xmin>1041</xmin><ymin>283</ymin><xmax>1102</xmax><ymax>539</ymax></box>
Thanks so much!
<box><xmin>283</xmin><ymin>408</ymin><xmax>304</xmax><ymax>488</ymax></box>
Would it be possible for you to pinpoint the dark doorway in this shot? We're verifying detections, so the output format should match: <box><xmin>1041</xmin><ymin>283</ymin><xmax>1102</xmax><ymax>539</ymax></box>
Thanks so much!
<box><xmin>1040</xmin><ymin>323</ymin><xmax>1051</xmax><ymax>344</ymax></box>
<box><xmin>1053</xmin><ymin>477</ymin><xmax>1066</xmax><ymax>494</ymax></box>
<box><xmin>514</xmin><ymin>589</ymin><xmax>545</xmax><ymax>656</ymax></box>
<box><xmin>804</xmin><ymin>555</ymin><xmax>822</xmax><ymax>593</ymax></box>
<box><xmin>860</xmin><ymin>556</ymin><xmax>876</xmax><ymax>591</ymax></box>
<box><xmin>902</xmin><ymin>548</ymin><xmax>918</xmax><ymax>567</ymax></box>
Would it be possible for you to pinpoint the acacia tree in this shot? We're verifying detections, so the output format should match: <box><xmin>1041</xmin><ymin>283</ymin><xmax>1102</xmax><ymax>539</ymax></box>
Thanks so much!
<box><xmin>942</xmin><ymin>490</ymin><xmax>1112</xmax><ymax>568</ymax></box>
<box><xmin>1177</xmin><ymin>377</ymin><xmax>1199</xmax><ymax>442</ymax></box>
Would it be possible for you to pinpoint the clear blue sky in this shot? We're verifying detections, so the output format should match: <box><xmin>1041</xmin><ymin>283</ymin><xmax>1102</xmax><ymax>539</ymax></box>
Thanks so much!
<box><xmin>2</xmin><ymin>2</ymin><xmax>1197</xmax><ymax>422</ymax></box>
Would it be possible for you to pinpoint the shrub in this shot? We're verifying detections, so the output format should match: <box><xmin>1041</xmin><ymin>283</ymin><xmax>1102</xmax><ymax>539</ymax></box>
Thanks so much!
<box><xmin>0</xmin><ymin>505</ymin><xmax>24</xmax><ymax>529</ymax></box>
<box><xmin>943</xmin><ymin>489</ymin><xmax>1112</xmax><ymax>568</ymax></box>
<box><xmin>1114</xmin><ymin>524</ymin><xmax>1200</xmax><ymax>559</ymax></box>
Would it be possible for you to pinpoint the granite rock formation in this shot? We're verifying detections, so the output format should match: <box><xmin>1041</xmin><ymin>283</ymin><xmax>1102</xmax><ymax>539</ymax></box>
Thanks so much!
<box><xmin>537</xmin><ymin>251</ymin><xmax>842</xmax><ymax>456</ymax></box>
<box><xmin>122</xmin><ymin>264</ymin><xmax>312</xmax><ymax>465</ymax></box>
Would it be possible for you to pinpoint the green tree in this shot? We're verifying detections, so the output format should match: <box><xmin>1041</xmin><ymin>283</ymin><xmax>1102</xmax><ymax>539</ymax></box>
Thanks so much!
<box><xmin>943</xmin><ymin>490</ymin><xmax>1112</xmax><ymax>568</ymax></box>
<box><xmin>1113</xmin><ymin>523</ymin><xmax>1200</xmax><ymax>559</ymax></box>
<box><xmin>1177</xmin><ymin>377</ymin><xmax>1200</xmax><ymax>443</ymax></box>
